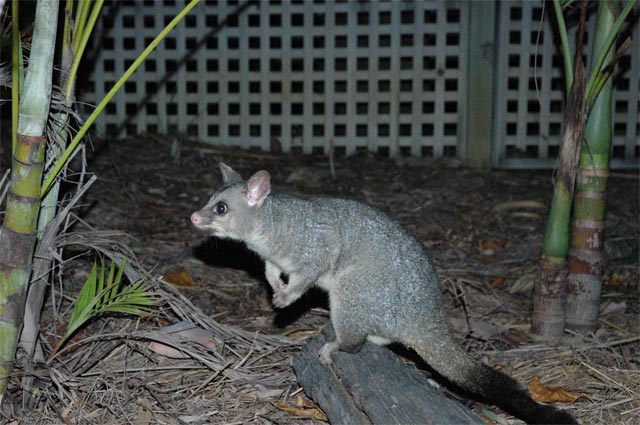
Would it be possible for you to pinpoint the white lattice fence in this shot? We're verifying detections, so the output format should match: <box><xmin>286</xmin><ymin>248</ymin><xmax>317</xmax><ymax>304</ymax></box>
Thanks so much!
<box><xmin>80</xmin><ymin>0</ymin><xmax>639</xmax><ymax>168</ymax></box>
<box><xmin>82</xmin><ymin>0</ymin><xmax>468</xmax><ymax>159</ymax></box>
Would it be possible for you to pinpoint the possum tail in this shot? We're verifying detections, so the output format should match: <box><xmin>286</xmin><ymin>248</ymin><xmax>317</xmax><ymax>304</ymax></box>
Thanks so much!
<box><xmin>410</xmin><ymin>336</ymin><xmax>578</xmax><ymax>424</ymax></box>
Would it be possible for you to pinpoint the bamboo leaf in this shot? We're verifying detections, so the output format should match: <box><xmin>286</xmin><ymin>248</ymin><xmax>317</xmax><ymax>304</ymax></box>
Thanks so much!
<box><xmin>559</xmin><ymin>0</ymin><xmax>577</xmax><ymax>10</ymax></box>
<box><xmin>584</xmin><ymin>0</ymin><xmax>637</xmax><ymax>101</ymax></box>
<box><xmin>73</xmin><ymin>0</ymin><xmax>89</xmax><ymax>46</ymax></box>
<box><xmin>552</xmin><ymin>0</ymin><xmax>574</xmax><ymax>96</ymax></box>
<box><xmin>66</xmin><ymin>0</ymin><xmax>104</xmax><ymax>100</ymax></box>
<box><xmin>585</xmin><ymin>36</ymin><xmax>633</xmax><ymax>111</ymax></box>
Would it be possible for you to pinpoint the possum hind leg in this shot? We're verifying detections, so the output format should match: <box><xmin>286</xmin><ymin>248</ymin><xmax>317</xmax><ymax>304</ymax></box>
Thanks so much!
<box><xmin>319</xmin><ymin>284</ymin><xmax>372</xmax><ymax>365</ymax></box>
<box><xmin>319</xmin><ymin>323</ymin><xmax>367</xmax><ymax>365</ymax></box>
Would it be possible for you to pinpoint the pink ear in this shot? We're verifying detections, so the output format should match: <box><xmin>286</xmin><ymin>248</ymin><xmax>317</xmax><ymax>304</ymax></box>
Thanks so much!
<box><xmin>246</xmin><ymin>171</ymin><xmax>271</xmax><ymax>206</ymax></box>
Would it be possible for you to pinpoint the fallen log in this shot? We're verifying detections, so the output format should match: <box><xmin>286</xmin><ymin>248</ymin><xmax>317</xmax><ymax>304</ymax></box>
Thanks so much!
<box><xmin>293</xmin><ymin>329</ymin><xmax>484</xmax><ymax>425</ymax></box>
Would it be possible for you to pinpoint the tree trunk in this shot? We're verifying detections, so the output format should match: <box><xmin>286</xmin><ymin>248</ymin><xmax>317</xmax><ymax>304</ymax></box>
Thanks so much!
<box><xmin>565</xmin><ymin>0</ymin><xmax>615</xmax><ymax>333</ymax></box>
<box><xmin>0</xmin><ymin>0</ymin><xmax>58</xmax><ymax>401</ymax></box>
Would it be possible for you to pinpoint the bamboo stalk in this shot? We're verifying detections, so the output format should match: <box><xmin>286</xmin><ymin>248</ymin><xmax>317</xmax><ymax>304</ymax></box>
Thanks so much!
<box><xmin>532</xmin><ymin>1</ymin><xmax>588</xmax><ymax>338</ymax></box>
<box><xmin>565</xmin><ymin>0</ymin><xmax>616</xmax><ymax>333</ymax></box>
<box><xmin>10</xmin><ymin>0</ymin><xmax>20</xmax><ymax>154</ymax></box>
<box><xmin>0</xmin><ymin>0</ymin><xmax>59</xmax><ymax>400</ymax></box>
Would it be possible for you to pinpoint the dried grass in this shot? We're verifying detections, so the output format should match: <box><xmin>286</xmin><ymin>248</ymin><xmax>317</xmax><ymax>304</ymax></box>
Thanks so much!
<box><xmin>8</xmin><ymin>193</ymin><xmax>305</xmax><ymax>424</ymax></box>
<box><xmin>6</xmin><ymin>141</ymin><xmax>636</xmax><ymax>424</ymax></box>
<box><xmin>11</xmin><ymin>272</ymin><xmax>303</xmax><ymax>424</ymax></box>
<box><xmin>444</xmin><ymin>275</ymin><xmax>639</xmax><ymax>425</ymax></box>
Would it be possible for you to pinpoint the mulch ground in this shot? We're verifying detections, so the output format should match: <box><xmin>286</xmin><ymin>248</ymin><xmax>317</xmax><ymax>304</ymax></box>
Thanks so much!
<box><xmin>6</xmin><ymin>135</ymin><xmax>639</xmax><ymax>424</ymax></box>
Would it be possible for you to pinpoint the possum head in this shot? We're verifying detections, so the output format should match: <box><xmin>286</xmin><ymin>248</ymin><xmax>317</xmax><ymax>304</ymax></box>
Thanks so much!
<box><xmin>190</xmin><ymin>162</ymin><xmax>271</xmax><ymax>240</ymax></box>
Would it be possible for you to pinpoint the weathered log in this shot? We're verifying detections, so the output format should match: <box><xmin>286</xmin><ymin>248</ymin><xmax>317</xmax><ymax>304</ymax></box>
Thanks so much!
<box><xmin>293</xmin><ymin>329</ymin><xmax>484</xmax><ymax>424</ymax></box>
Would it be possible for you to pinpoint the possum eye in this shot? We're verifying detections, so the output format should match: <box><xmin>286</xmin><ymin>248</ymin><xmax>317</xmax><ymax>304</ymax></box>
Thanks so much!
<box><xmin>214</xmin><ymin>202</ymin><xmax>228</xmax><ymax>215</ymax></box>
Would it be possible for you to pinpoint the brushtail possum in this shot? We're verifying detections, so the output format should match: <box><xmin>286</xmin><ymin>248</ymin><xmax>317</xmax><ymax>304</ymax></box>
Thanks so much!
<box><xmin>191</xmin><ymin>163</ymin><xmax>577</xmax><ymax>425</ymax></box>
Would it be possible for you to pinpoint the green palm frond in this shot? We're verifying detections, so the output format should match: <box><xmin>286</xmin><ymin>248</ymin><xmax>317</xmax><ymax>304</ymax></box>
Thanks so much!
<box><xmin>49</xmin><ymin>260</ymin><xmax>157</xmax><ymax>359</ymax></box>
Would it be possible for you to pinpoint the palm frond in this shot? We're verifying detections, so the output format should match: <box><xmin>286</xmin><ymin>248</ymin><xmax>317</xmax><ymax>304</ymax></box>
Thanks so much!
<box><xmin>49</xmin><ymin>260</ymin><xmax>158</xmax><ymax>360</ymax></box>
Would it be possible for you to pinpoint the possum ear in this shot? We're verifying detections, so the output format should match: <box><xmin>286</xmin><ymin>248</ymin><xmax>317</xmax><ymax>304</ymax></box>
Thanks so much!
<box><xmin>246</xmin><ymin>171</ymin><xmax>271</xmax><ymax>207</ymax></box>
<box><xmin>219</xmin><ymin>162</ymin><xmax>243</xmax><ymax>184</ymax></box>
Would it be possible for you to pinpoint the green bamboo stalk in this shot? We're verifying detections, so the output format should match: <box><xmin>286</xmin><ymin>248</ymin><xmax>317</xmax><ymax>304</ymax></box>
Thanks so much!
<box><xmin>565</xmin><ymin>0</ymin><xmax>616</xmax><ymax>333</ymax></box>
<box><xmin>22</xmin><ymin>1</ymin><xmax>198</xmax><ymax>380</ymax></box>
<box><xmin>10</xmin><ymin>0</ymin><xmax>20</xmax><ymax>154</ymax></box>
<box><xmin>22</xmin><ymin>3</ymin><xmax>103</xmax><ymax>381</ymax></box>
<box><xmin>532</xmin><ymin>65</ymin><xmax>585</xmax><ymax>337</ymax></box>
<box><xmin>531</xmin><ymin>1</ymin><xmax>588</xmax><ymax>338</ymax></box>
<box><xmin>0</xmin><ymin>0</ymin><xmax>59</xmax><ymax>400</ymax></box>
<box><xmin>38</xmin><ymin>0</ymin><xmax>104</xmax><ymax>234</ymax></box>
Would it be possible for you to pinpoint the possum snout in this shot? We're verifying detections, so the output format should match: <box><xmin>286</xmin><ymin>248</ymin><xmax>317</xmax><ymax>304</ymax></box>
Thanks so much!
<box><xmin>190</xmin><ymin>212</ymin><xmax>203</xmax><ymax>226</ymax></box>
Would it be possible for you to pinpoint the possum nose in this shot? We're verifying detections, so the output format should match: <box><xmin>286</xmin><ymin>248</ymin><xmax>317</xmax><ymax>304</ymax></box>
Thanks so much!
<box><xmin>190</xmin><ymin>212</ymin><xmax>202</xmax><ymax>225</ymax></box>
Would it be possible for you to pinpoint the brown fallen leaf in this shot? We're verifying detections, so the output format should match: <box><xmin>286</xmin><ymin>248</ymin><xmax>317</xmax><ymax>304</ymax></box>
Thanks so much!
<box><xmin>271</xmin><ymin>394</ymin><xmax>328</xmax><ymax>421</ymax></box>
<box><xmin>135</xmin><ymin>397</ymin><xmax>154</xmax><ymax>424</ymax></box>
<box><xmin>295</xmin><ymin>393</ymin><xmax>320</xmax><ymax>409</ymax></box>
<box><xmin>148</xmin><ymin>321</ymin><xmax>219</xmax><ymax>359</ymax></box>
<box><xmin>481</xmin><ymin>239</ymin><xmax>506</xmax><ymax>251</ymax></box>
<box><xmin>481</xmin><ymin>240</ymin><xmax>506</xmax><ymax>257</ymax></box>
<box><xmin>48</xmin><ymin>325</ymin><xmax>87</xmax><ymax>355</ymax></box>
<box><xmin>148</xmin><ymin>342</ymin><xmax>191</xmax><ymax>359</ymax></box>
<box><xmin>491</xmin><ymin>200</ymin><xmax>546</xmax><ymax>213</ymax></box>
<box><xmin>527</xmin><ymin>377</ymin><xmax>580</xmax><ymax>404</ymax></box>
<box><xmin>490</xmin><ymin>276</ymin><xmax>506</xmax><ymax>289</ymax></box>
<box><xmin>491</xmin><ymin>200</ymin><xmax>545</xmax><ymax>220</ymax></box>
<box><xmin>607</xmin><ymin>272</ymin><xmax>630</xmax><ymax>288</ymax></box>
<box><xmin>500</xmin><ymin>328</ymin><xmax>530</xmax><ymax>346</ymax></box>
<box><xmin>163</xmin><ymin>270</ymin><xmax>198</xmax><ymax>288</ymax></box>
<box><xmin>408</xmin><ymin>223</ymin><xmax>431</xmax><ymax>238</ymax></box>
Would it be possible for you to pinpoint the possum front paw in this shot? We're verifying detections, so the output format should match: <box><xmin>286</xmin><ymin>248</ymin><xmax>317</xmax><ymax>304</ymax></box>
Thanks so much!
<box><xmin>319</xmin><ymin>341</ymin><xmax>339</xmax><ymax>365</ymax></box>
<box><xmin>272</xmin><ymin>289</ymin><xmax>292</xmax><ymax>308</ymax></box>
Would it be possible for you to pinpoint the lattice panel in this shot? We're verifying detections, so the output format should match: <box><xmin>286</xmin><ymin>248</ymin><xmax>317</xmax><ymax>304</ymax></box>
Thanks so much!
<box><xmin>81</xmin><ymin>0</ymin><xmax>468</xmax><ymax>158</ymax></box>
<box><xmin>80</xmin><ymin>0</ymin><xmax>638</xmax><ymax>168</ymax></box>
<box><xmin>493</xmin><ymin>1</ymin><xmax>639</xmax><ymax>169</ymax></box>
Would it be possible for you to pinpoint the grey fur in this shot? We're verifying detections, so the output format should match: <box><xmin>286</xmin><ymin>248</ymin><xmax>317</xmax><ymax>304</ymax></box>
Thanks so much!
<box><xmin>190</xmin><ymin>164</ymin><xmax>577</xmax><ymax>424</ymax></box>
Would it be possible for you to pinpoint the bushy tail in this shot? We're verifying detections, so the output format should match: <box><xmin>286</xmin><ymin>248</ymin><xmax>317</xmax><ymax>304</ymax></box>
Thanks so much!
<box><xmin>411</xmin><ymin>338</ymin><xmax>577</xmax><ymax>424</ymax></box>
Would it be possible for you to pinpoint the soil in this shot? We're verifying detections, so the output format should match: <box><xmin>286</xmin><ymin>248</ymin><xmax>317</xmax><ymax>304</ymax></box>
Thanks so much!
<box><xmin>8</xmin><ymin>135</ymin><xmax>640</xmax><ymax>424</ymax></box>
